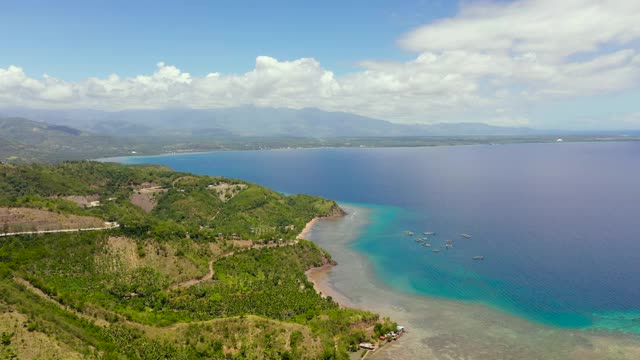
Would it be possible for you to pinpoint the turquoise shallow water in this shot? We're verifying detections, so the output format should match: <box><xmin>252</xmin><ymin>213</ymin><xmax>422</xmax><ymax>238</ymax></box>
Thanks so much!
<box><xmin>109</xmin><ymin>142</ymin><xmax>640</xmax><ymax>334</ymax></box>
<box><xmin>348</xmin><ymin>203</ymin><xmax>625</xmax><ymax>331</ymax></box>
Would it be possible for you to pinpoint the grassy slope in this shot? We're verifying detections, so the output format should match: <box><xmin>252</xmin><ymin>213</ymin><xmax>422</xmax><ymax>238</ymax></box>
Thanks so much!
<box><xmin>0</xmin><ymin>161</ymin><xmax>388</xmax><ymax>359</ymax></box>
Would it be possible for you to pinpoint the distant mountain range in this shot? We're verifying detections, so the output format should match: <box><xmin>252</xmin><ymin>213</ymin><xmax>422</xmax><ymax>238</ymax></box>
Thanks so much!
<box><xmin>0</xmin><ymin>106</ymin><xmax>544</xmax><ymax>137</ymax></box>
<box><xmin>2</xmin><ymin>115</ymin><xmax>639</xmax><ymax>163</ymax></box>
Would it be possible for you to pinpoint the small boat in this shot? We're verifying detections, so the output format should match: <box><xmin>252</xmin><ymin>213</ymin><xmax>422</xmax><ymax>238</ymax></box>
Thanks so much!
<box><xmin>414</xmin><ymin>238</ymin><xmax>422</xmax><ymax>242</ymax></box>
<box><xmin>423</xmin><ymin>243</ymin><xmax>431</xmax><ymax>247</ymax></box>
<box><xmin>405</xmin><ymin>231</ymin><xmax>415</xmax><ymax>236</ymax></box>
<box><xmin>424</xmin><ymin>232</ymin><xmax>435</xmax><ymax>235</ymax></box>
<box><xmin>472</xmin><ymin>256</ymin><xmax>484</xmax><ymax>260</ymax></box>
<box><xmin>461</xmin><ymin>233</ymin><xmax>472</xmax><ymax>238</ymax></box>
<box><xmin>432</xmin><ymin>249</ymin><xmax>440</xmax><ymax>253</ymax></box>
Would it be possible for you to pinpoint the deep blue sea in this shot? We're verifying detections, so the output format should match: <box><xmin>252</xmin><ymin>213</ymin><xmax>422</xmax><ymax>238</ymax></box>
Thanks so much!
<box><xmin>114</xmin><ymin>142</ymin><xmax>640</xmax><ymax>333</ymax></box>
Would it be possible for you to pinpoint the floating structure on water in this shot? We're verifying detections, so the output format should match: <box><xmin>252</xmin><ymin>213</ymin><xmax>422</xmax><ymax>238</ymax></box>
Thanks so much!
<box><xmin>472</xmin><ymin>256</ymin><xmax>485</xmax><ymax>260</ymax></box>
<box><xmin>461</xmin><ymin>233</ymin><xmax>472</xmax><ymax>238</ymax></box>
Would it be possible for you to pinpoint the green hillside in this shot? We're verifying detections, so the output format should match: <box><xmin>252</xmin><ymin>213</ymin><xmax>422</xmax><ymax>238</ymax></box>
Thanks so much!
<box><xmin>0</xmin><ymin>161</ymin><xmax>391</xmax><ymax>359</ymax></box>
<box><xmin>0</xmin><ymin>118</ymin><xmax>140</xmax><ymax>163</ymax></box>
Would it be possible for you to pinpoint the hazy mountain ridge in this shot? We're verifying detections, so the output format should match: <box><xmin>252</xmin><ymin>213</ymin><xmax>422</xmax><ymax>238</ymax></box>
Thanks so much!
<box><xmin>0</xmin><ymin>117</ymin><xmax>90</xmax><ymax>143</ymax></box>
<box><xmin>1</xmin><ymin>106</ymin><xmax>541</xmax><ymax>137</ymax></box>
<box><xmin>0</xmin><ymin>117</ymin><xmax>142</xmax><ymax>162</ymax></box>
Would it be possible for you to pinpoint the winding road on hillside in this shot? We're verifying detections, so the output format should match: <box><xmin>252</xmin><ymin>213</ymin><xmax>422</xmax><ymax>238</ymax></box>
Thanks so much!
<box><xmin>0</xmin><ymin>222</ymin><xmax>119</xmax><ymax>237</ymax></box>
<box><xmin>168</xmin><ymin>240</ymin><xmax>300</xmax><ymax>290</ymax></box>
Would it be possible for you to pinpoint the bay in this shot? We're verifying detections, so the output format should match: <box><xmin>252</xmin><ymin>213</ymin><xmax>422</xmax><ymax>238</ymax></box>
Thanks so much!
<box><xmin>111</xmin><ymin>142</ymin><xmax>640</xmax><ymax>335</ymax></box>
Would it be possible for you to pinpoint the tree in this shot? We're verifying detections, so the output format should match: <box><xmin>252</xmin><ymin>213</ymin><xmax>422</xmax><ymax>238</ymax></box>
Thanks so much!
<box><xmin>1</xmin><ymin>332</ymin><xmax>13</xmax><ymax>346</ymax></box>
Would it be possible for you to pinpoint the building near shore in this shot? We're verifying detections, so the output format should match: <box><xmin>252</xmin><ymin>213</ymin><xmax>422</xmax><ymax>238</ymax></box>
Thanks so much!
<box><xmin>359</xmin><ymin>343</ymin><xmax>375</xmax><ymax>350</ymax></box>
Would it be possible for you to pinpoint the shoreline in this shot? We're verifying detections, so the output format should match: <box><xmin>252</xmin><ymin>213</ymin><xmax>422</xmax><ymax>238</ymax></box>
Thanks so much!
<box><xmin>296</xmin><ymin>217</ymin><xmax>320</xmax><ymax>240</ymax></box>
<box><xmin>305</xmin><ymin>263</ymin><xmax>354</xmax><ymax>308</ymax></box>
<box><xmin>299</xmin><ymin>210</ymin><xmax>358</xmax><ymax>309</ymax></box>
<box><xmin>97</xmin><ymin>147</ymin><xmax>333</xmax><ymax>163</ymax></box>
<box><xmin>297</xmin><ymin>208</ymin><xmax>347</xmax><ymax>240</ymax></box>
<box><xmin>303</xmin><ymin>203</ymin><xmax>640</xmax><ymax>359</ymax></box>
<box><xmin>96</xmin><ymin>139</ymin><xmax>640</xmax><ymax>164</ymax></box>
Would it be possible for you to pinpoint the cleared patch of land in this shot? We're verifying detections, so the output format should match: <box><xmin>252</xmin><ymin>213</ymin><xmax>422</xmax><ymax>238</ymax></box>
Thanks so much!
<box><xmin>0</xmin><ymin>310</ymin><xmax>84</xmax><ymax>360</ymax></box>
<box><xmin>0</xmin><ymin>207</ymin><xmax>105</xmax><ymax>233</ymax></box>
<box><xmin>129</xmin><ymin>185</ymin><xmax>168</xmax><ymax>212</ymax></box>
<box><xmin>96</xmin><ymin>236</ymin><xmax>215</xmax><ymax>284</ymax></box>
<box><xmin>208</xmin><ymin>182</ymin><xmax>248</xmax><ymax>202</ymax></box>
<box><xmin>60</xmin><ymin>194</ymin><xmax>100</xmax><ymax>207</ymax></box>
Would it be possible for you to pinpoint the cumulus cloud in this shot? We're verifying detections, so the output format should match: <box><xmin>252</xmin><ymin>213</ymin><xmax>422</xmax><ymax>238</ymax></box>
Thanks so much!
<box><xmin>395</xmin><ymin>0</ymin><xmax>640</xmax><ymax>101</ymax></box>
<box><xmin>1</xmin><ymin>0</ymin><xmax>639</xmax><ymax>127</ymax></box>
<box><xmin>399</xmin><ymin>0</ymin><xmax>640</xmax><ymax>57</ymax></box>
<box><xmin>191</xmin><ymin>56</ymin><xmax>341</xmax><ymax>108</ymax></box>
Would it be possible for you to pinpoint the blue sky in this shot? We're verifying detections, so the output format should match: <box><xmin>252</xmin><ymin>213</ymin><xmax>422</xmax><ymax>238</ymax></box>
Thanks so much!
<box><xmin>1</xmin><ymin>0</ymin><xmax>455</xmax><ymax>79</ymax></box>
<box><xmin>1</xmin><ymin>0</ymin><xmax>639</xmax><ymax>129</ymax></box>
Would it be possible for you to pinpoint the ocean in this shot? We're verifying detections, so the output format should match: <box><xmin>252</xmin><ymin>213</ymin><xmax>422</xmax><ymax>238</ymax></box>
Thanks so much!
<box><xmin>112</xmin><ymin>142</ymin><xmax>640</xmax><ymax>336</ymax></box>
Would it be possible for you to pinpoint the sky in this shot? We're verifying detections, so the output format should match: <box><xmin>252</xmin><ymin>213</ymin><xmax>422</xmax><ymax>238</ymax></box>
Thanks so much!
<box><xmin>1</xmin><ymin>0</ymin><xmax>639</xmax><ymax>129</ymax></box>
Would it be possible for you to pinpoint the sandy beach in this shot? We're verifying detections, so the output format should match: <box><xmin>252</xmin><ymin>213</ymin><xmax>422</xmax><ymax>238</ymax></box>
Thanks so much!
<box><xmin>304</xmin><ymin>263</ymin><xmax>332</xmax><ymax>296</ymax></box>
<box><xmin>298</xmin><ymin>208</ymin><xmax>345</xmax><ymax>240</ymax></box>
<box><xmin>296</xmin><ymin>217</ymin><xmax>320</xmax><ymax>240</ymax></box>
<box><xmin>302</xmin><ymin>214</ymin><xmax>357</xmax><ymax>308</ymax></box>
<box><xmin>304</xmin><ymin>204</ymin><xmax>640</xmax><ymax>360</ymax></box>
<box><xmin>305</xmin><ymin>263</ymin><xmax>355</xmax><ymax>309</ymax></box>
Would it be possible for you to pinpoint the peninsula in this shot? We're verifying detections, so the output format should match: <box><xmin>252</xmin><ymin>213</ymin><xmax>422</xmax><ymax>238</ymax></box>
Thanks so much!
<box><xmin>0</xmin><ymin>161</ymin><xmax>396</xmax><ymax>359</ymax></box>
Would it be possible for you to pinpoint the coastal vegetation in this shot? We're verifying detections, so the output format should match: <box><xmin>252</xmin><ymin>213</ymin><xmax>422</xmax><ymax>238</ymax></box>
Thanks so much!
<box><xmin>0</xmin><ymin>161</ymin><xmax>390</xmax><ymax>359</ymax></box>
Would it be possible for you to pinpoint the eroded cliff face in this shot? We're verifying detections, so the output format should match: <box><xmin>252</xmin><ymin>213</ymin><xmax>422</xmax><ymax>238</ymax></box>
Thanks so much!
<box><xmin>325</xmin><ymin>202</ymin><xmax>347</xmax><ymax>218</ymax></box>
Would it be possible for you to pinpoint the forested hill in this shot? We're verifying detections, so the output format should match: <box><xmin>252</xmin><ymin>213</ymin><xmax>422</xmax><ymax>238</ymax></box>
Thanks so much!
<box><xmin>0</xmin><ymin>161</ymin><xmax>343</xmax><ymax>240</ymax></box>
<box><xmin>0</xmin><ymin>161</ymin><xmax>395</xmax><ymax>359</ymax></box>
<box><xmin>0</xmin><ymin>117</ymin><xmax>140</xmax><ymax>163</ymax></box>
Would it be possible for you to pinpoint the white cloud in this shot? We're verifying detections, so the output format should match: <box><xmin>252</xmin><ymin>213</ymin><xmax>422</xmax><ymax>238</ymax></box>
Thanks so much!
<box><xmin>485</xmin><ymin>116</ymin><xmax>531</xmax><ymax>127</ymax></box>
<box><xmin>398</xmin><ymin>0</ymin><xmax>640</xmax><ymax>59</ymax></box>
<box><xmin>601</xmin><ymin>112</ymin><xmax>640</xmax><ymax>129</ymax></box>
<box><xmin>393</xmin><ymin>0</ymin><xmax>640</xmax><ymax>104</ymax></box>
<box><xmin>0</xmin><ymin>0</ymin><xmax>639</xmax><ymax>128</ymax></box>
<box><xmin>192</xmin><ymin>56</ymin><xmax>341</xmax><ymax>108</ymax></box>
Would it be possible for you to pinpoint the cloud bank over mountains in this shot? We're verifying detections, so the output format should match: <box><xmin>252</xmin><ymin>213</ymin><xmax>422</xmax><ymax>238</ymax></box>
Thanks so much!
<box><xmin>1</xmin><ymin>0</ymin><xmax>639</xmax><ymax>128</ymax></box>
